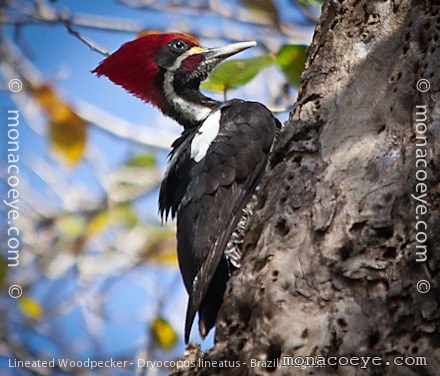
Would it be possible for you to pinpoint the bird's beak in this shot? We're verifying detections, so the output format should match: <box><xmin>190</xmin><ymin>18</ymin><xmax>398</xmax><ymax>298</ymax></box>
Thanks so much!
<box><xmin>200</xmin><ymin>41</ymin><xmax>257</xmax><ymax>61</ymax></box>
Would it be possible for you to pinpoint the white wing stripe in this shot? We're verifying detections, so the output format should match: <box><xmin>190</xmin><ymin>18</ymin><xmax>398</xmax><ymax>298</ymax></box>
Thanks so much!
<box><xmin>190</xmin><ymin>110</ymin><xmax>221</xmax><ymax>162</ymax></box>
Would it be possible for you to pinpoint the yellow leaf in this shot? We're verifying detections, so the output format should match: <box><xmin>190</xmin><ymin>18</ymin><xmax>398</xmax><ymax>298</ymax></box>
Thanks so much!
<box><xmin>87</xmin><ymin>210</ymin><xmax>110</xmax><ymax>236</ymax></box>
<box><xmin>151</xmin><ymin>317</ymin><xmax>177</xmax><ymax>349</ymax></box>
<box><xmin>57</xmin><ymin>214</ymin><xmax>85</xmax><ymax>240</ymax></box>
<box><xmin>141</xmin><ymin>228</ymin><xmax>178</xmax><ymax>266</ymax></box>
<box><xmin>86</xmin><ymin>205</ymin><xmax>138</xmax><ymax>237</ymax></box>
<box><xmin>18</xmin><ymin>296</ymin><xmax>43</xmax><ymax>321</ymax></box>
<box><xmin>28</xmin><ymin>83</ymin><xmax>87</xmax><ymax>166</ymax></box>
<box><xmin>147</xmin><ymin>238</ymin><xmax>178</xmax><ymax>265</ymax></box>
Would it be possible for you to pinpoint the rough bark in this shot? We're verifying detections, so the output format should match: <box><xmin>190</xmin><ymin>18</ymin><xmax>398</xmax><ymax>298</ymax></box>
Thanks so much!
<box><xmin>181</xmin><ymin>0</ymin><xmax>440</xmax><ymax>375</ymax></box>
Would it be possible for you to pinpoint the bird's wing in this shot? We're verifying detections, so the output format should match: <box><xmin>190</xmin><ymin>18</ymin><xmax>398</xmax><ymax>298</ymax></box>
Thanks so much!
<box><xmin>159</xmin><ymin>127</ymin><xmax>196</xmax><ymax>221</ymax></box>
<box><xmin>181</xmin><ymin>102</ymin><xmax>279</xmax><ymax>341</ymax></box>
<box><xmin>159</xmin><ymin>101</ymin><xmax>279</xmax><ymax>342</ymax></box>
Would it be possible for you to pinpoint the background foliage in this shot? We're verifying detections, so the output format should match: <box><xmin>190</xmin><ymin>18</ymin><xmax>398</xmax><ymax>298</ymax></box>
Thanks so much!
<box><xmin>0</xmin><ymin>0</ymin><xmax>320</xmax><ymax>374</ymax></box>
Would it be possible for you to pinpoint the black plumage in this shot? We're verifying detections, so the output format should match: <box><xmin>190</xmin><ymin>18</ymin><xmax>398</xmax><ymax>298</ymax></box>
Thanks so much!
<box><xmin>159</xmin><ymin>99</ymin><xmax>280</xmax><ymax>342</ymax></box>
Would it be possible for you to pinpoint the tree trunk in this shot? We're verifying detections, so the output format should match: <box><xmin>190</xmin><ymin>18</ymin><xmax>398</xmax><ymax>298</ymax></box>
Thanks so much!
<box><xmin>183</xmin><ymin>0</ymin><xmax>440</xmax><ymax>375</ymax></box>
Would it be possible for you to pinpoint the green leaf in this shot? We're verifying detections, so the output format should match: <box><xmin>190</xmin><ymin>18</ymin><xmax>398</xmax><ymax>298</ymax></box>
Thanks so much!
<box><xmin>127</xmin><ymin>153</ymin><xmax>156</xmax><ymax>168</ymax></box>
<box><xmin>297</xmin><ymin>0</ymin><xmax>324</xmax><ymax>9</ymax></box>
<box><xmin>275</xmin><ymin>45</ymin><xmax>308</xmax><ymax>87</ymax></box>
<box><xmin>202</xmin><ymin>54</ymin><xmax>274</xmax><ymax>92</ymax></box>
<box><xmin>114</xmin><ymin>205</ymin><xmax>138</xmax><ymax>228</ymax></box>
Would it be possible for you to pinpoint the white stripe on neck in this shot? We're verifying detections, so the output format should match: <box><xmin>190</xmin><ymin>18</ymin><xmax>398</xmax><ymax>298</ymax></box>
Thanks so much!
<box><xmin>163</xmin><ymin>51</ymin><xmax>212</xmax><ymax>124</ymax></box>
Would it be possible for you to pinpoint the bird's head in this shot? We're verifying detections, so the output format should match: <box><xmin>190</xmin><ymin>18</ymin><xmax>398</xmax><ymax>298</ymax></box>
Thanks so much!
<box><xmin>93</xmin><ymin>32</ymin><xmax>256</xmax><ymax>125</ymax></box>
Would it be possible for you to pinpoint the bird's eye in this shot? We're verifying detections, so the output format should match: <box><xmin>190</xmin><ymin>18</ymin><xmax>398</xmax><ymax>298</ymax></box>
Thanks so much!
<box><xmin>172</xmin><ymin>40</ymin><xmax>186</xmax><ymax>50</ymax></box>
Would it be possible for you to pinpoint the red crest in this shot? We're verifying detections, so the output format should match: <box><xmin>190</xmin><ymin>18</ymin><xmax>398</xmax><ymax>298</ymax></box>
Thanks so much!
<box><xmin>93</xmin><ymin>33</ymin><xmax>199</xmax><ymax>108</ymax></box>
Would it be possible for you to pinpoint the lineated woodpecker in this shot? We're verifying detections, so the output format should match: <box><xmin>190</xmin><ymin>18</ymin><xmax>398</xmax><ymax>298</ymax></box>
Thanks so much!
<box><xmin>93</xmin><ymin>33</ymin><xmax>280</xmax><ymax>342</ymax></box>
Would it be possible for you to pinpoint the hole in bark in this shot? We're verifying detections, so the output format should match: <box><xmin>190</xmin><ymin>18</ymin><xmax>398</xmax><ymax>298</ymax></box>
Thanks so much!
<box><xmin>411</xmin><ymin>332</ymin><xmax>422</xmax><ymax>342</ymax></box>
<box><xmin>254</xmin><ymin>254</ymin><xmax>273</xmax><ymax>272</ymax></box>
<box><xmin>434</xmin><ymin>34</ymin><xmax>439</xmax><ymax>42</ymax></box>
<box><xmin>424</xmin><ymin>21</ymin><xmax>431</xmax><ymax>29</ymax></box>
<box><xmin>279</xmin><ymin>196</ymin><xmax>287</xmax><ymax>205</ymax></box>
<box><xmin>374</xmin><ymin>225</ymin><xmax>394</xmax><ymax>239</ymax></box>
<box><xmin>237</xmin><ymin>340</ymin><xmax>245</xmax><ymax>351</ymax></box>
<box><xmin>255</xmin><ymin>192</ymin><xmax>268</xmax><ymax>210</ymax></box>
<box><xmin>411</xmin><ymin>346</ymin><xmax>419</xmax><ymax>354</ymax></box>
<box><xmin>404</xmin><ymin>32</ymin><xmax>410</xmax><ymax>41</ymax></box>
<box><xmin>377</xmin><ymin>124</ymin><xmax>386</xmax><ymax>133</ymax></box>
<box><xmin>301</xmin><ymin>329</ymin><xmax>309</xmax><ymax>338</ymax></box>
<box><xmin>390</xmin><ymin>75</ymin><xmax>395</xmax><ymax>82</ymax></box>
<box><xmin>383</xmin><ymin>247</ymin><xmax>397</xmax><ymax>258</ymax></box>
<box><xmin>266</xmin><ymin>343</ymin><xmax>282</xmax><ymax>372</ymax></box>
<box><xmin>413</xmin><ymin>61</ymin><xmax>420</xmax><ymax>73</ymax></box>
<box><xmin>339</xmin><ymin>243</ymin><xmax>353</xmax><ymax>260</ymax></box>
<box><xmin>292</xmin><ymin>155</ymin><xmax>302</xmax><ymax>163</ymax></box>
<box><xmin>389</xmin><ymin>303</ymin><xmax>398</xmax><ymax>315</ymax></box>
<box><xmin>350</xmin><ymin>221</ymin><xmax>367</xmax><ymax>234</ymax></box>
<box><xmin>429</xmin><ymin>332</ymin><xmax>440</xmax><ymax>348</ymax></box>
<box><xmin>265</xmin><ymin>309</ymin><xmax>272</xmax><ymax>320</ymax></box>
<box><xmin>367</xmin><ymin>331</ymin><xmax>381</xmax><ymax>348</ymax></box>
<box><xmin>397</xmin><ymin>72</ymin><xmax>402</xmax><ymax>81</ymax></box>
<box><xmin>337</xmin><ymin>318</ymin><xmax>347</xmax><ymax>327</ymax></box>
<box><xmin>275</xmin><ymin>218</ymin><xmax>290</xmax><ymax>236</ymax></box>
<box><xmin>403</xmin><ymin>45</ymin><xmax>409</xmax><ymax>54</ymax></box>
<box><xmin>237</xmin><ymin>302</ymin><xmax>252</xmax><ymax>328</ymax></box>
<box><xmin>383</xmin><ymin>193</ymin><xmax>393</xmax><ymax>202</ymax></box>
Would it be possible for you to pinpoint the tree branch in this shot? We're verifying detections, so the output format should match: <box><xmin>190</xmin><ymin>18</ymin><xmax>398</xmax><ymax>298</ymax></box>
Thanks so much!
<box><xmin>63</xmin><ymin>19</ymin><xmax>110</xmax><ymax>56</ymax></box>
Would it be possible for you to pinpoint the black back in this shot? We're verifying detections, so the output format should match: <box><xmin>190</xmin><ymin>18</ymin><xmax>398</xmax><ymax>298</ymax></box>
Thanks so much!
<box><xmin>159</xmin><ymin>100</ymin><xmax>280</xmax><ymax>342</ymax></box>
